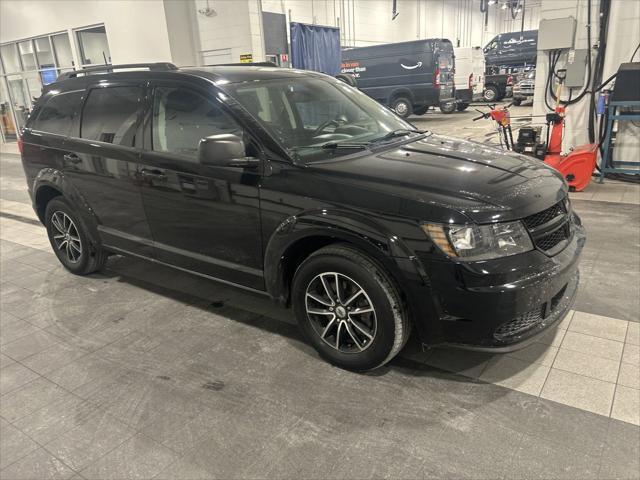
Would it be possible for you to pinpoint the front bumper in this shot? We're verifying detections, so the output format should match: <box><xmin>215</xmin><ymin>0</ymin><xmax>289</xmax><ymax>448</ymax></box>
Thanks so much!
<box><xmin>414</xmin><ymin>221</ymin><xmax>586</xmax><ymax>350</ymax></box>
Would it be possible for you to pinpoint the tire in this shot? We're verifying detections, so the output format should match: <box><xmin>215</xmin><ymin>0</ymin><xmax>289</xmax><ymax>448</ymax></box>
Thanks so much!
<box><xmin>292</xmin><ymin>244</ymin><xmax>410</xmax><ymax>371</ymax></box>
<box><xmin>513</xmin><ymin>98</ymin><xmax>523</xmax><ymax>106</ymax></box>
<box><xmin>439</xmin><ymin>102</ymin><xmax>456</xmax><ymax>114</ymax></box>
<box><xmin>413</xmin><ymin>106</ymin><xmax>429</xmax><ymax>115</ymax></box>
<box><xmin>335</xmin><ymin>74</ymin><xmax>357</xmax><ymax>87</ymax></box>
<box><xmin>390</xmin><ymin>97</ymin><xmax>412</xmax><ymax>118</ymax></box>
<box><xmin>456</xmin><ymin>103</ymin><xmax>470</xmax><ymax>112</ymax></box>
<box><xmin>45</xmin><ymin>197</ymin><xmax>107</xmax><ymax>275</ymax></box>
<box><xmin>484</xmin><ymin>85</ymin><xmax>499</xmax><ymax>102</ymax></box>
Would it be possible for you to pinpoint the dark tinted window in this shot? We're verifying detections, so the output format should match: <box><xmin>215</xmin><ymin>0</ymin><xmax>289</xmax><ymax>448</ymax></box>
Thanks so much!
<box><xmin>81</xmin><ymin>86</ymin><xmax>141</xmax><ymax>145</ymax></box>
<box><xmin>32</xmin><ymin>91</ymin><xmax>83</xmax><ymax>136</ymax></box>
<box><xmin>152</xmin><ymin>86</ymin><xmax>241</xmax><ymax>159</ymax></box>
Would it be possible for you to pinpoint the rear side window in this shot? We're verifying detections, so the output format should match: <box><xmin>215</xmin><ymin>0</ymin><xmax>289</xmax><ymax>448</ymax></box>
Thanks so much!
<box><xmin>80</xmin><ymin>86</ymin><xmax>142</xmax><ymax>145</ymax></box>
<box><xmin>31</xmin><ymin>91</ymin><xmax>83</xmax><ymax>136</ymax></box>
<box><xmin>151</xmin><ymin>86</ymin><xmax>242</xmax><ymax>159</ymax></box>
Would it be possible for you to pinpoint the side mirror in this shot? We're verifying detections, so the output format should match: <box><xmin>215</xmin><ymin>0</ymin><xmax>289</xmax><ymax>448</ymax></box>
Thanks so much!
<box><xmin>198</xmin><ymin>133</ymin><xmax>259</xmax><ymax>168</ymax></box>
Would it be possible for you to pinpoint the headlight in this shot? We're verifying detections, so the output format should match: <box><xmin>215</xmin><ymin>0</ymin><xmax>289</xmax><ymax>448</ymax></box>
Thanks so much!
<box><xmin>422</xmin><ymin>221</ymin><xmax>534</xmax><ymax>261</ymax></box>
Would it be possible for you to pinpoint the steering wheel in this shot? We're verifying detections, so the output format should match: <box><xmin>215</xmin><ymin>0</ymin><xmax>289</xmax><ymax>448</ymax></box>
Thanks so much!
<box><xmin>313</xmin><ymin>114</ymin><xmax>348</xmax><ymax>136</ymax></box>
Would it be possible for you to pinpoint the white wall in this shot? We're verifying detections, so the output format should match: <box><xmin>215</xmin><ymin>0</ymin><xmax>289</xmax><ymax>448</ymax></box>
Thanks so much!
<box><xmin>262</xmin><ymin>0</ymin><xmax>541</xmax><ymax>49</ymax></box>
<box><xmin>0</xmin><ymin>0</ymin><xmax>174</xmax><ymax>64</ymax></box>
<box><xmin>532</xmin><ymin>0</ymin><xmax>640</xmax><ymax>158</ymax></box>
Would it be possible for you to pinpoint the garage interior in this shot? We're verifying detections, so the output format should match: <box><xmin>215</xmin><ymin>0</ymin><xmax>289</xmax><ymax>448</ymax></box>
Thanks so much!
<box><xmin>0</xmin><ymin>0</ymin><xmax>639</xmax><ymax>479</ymax></box>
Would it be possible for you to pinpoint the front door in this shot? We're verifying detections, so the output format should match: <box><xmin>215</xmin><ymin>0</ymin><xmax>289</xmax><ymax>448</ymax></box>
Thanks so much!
<box><xmin>63</xmin><ymin>83</ymin><xmax>153</xmax><ymax>256</ymax></box>
<box><xmin>138</xmin><ymin>82</ymin><xmax>264</xmax><ymax>290</ymax></box>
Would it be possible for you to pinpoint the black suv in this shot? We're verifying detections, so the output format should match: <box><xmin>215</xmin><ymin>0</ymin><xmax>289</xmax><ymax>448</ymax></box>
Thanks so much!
<box><xmin>20</xmin><ymin>63</ymin><xmax>585</xmax><ymax>371</ymax></box>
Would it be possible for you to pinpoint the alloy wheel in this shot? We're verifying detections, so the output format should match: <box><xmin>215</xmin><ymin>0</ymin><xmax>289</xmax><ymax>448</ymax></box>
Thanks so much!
<box><xmin>395</xmin><ymin>102</ymin><xmax>408</xmax><ymax>116</ymax></box>
<box><xmin>51</xmin><ymin>211</ymin><xmax>82</xmax><ymax>263</ymax></box>
<box><xmin>305</xmin><ymin>272</ymin><xmax>377</xmax><ymax>353</ymax></box>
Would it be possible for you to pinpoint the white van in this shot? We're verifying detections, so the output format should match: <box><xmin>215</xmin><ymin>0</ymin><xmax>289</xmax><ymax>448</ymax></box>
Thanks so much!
<box><xmin>453</xmin><ymin>47</ymin><xmax>486</xmax><ymax>111</ymax></box>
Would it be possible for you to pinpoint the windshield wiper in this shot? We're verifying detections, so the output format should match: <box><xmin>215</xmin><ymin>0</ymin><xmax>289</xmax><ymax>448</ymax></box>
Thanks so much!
<box><xmin>292</xmin><ymin>141</ymin><xmax>369</xmax><ymax>151</ymax></box>
<box><xmin>367</xmin><ymin>128</ymin><xmax>428</xmax><ymax>144</ymax></box>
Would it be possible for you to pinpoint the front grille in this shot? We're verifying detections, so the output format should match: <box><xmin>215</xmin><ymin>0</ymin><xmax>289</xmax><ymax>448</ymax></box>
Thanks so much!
<box><xmin>494</xmin><ymin>307</ymin><xmax>544</xmax><ymax>340</ymax></box>
<box><xmin>522</xmin><ymin>200</ymin><xmax>572</xmax><ymax>255</ymax></box>
<box><xmin>535</xmin><ymin>223</ymin><xmax>571</xmax><ymax>251</ymax></box>
<box><xmin>522</xmin><ymin>201</ymin><xmax>566</xmax><ymax>229</ymax></box>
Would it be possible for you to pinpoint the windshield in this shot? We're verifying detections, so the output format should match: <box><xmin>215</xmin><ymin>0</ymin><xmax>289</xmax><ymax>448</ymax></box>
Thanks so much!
<box><xmin>223</xmin><ymin>76</ymin><xmax>420</xmax><ymax>161</ymax></box>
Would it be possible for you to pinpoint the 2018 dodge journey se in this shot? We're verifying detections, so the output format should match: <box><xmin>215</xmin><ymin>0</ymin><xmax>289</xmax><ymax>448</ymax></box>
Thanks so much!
<box><xmin>20</xmin><ymin>63</ymin><xmax>585</xmax><ymax>371</ymax></box>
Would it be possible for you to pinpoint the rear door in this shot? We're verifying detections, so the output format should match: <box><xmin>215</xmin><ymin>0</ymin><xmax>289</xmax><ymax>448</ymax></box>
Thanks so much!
<box><xmin>435</xmin><ymin>41</ymin><xmax>455</xmax><ymax>103</ymax></box>
<box><xmin>63</xmin><ymin>82</ymin><xmax>153</xmax><ymax>256</ymax></box>
<box><xmin>138</xmin><ymin>80</ymin><xmax>264</xmax><ymax>289</ymax></box>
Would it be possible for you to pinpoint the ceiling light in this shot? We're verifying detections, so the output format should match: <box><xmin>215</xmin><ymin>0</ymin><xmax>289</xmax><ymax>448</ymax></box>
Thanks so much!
<box><xmin>488</xmin><ymin>0</ymin><xmax>496</xmax><ymax>4</ymax></box>
<box><xmin>501</xmin><ymin>3</ymin><xmax>508</xmax><ymax>9</ymax></box>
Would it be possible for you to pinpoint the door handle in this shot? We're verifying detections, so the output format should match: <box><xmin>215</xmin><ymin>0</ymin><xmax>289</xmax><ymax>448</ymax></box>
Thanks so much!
<box><xmin>140</xmin><ymin>168</ymin><xmax>167</xmax><ymax>180</ymax></box>
<box><xmin>63</xmin><ymin>153</ymin><xmax>82</xmax><ymax>164</ymax></box>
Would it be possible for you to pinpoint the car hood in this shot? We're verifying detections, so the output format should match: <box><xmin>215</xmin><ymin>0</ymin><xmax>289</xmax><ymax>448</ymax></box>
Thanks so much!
<box><xmin>307</xmin><ymin>133</ymin><xmax>567</xmax><ymax>223</ymax></box>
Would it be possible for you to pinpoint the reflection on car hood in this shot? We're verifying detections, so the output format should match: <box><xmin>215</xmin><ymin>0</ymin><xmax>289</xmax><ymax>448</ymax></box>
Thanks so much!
<box><xmin>308</xmin><ymin>134</ymin><xmax>567</xmax><ymax>223</ymax></box>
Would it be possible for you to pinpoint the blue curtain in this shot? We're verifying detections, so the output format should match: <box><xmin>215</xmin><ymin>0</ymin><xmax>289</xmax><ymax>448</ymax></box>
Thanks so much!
<box><xmin>290</xmin><ymin>22</ymin><xmax>341</xmax><ymax>75</ymax></box>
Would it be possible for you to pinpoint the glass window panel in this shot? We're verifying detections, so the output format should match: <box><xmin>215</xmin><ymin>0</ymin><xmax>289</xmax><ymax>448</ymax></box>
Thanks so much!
<box><xmin>0</xmin><ymin>78</ymin><xmax>18</xmax><ymax>141</ymax></box>
<box><xmin>77</xmin><ymin>26</ymin><xmax>111</xmax><ymax>65</ymax></box>
<box><xmin>34</xmin><ymin>37</ymin><xmax>55</xmax><ymax>68</ymax></box>
<box><xmin>81</xmin><ymin>86</ymin><xmax>142</xmax><ymax>145</ymax></box>
<box><xmin>18</xmin><ymin>41</ymin><xmax>37</xmax><ymax>71</ymax></box>
<box><xmin>52</xmin><ymin>33</ymin><xmax>74</xmax><ymax>67</ymax></box>
<box><xmin>31</xmin><ymin>90</ymin><xmax>83</xmax><ymax>136</ymax></box>
<box><xmin>23</xmin><ymin>71</ymin><xmax>43</xmax><ymax>106</ymax></box>
<box><xmin>1</xmin><ymin>44</ymin><xmax>21</xmax><ymax>73</ymax></box>
<box><xmin>151</xmin><ymin>86</ymin><xmax>242</xmax><ymax>159</ymax></box>
<box><xmin>6</xmin><ymin>75</ymin><xmax>30</xmax><ymax>131</ymax></box>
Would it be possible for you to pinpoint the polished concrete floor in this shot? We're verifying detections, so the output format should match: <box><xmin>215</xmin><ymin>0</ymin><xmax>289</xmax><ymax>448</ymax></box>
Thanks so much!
<box><xmin>0</xmin><ymin>106</ymin><xmax>639</xmax><ymax>479</ymax></box>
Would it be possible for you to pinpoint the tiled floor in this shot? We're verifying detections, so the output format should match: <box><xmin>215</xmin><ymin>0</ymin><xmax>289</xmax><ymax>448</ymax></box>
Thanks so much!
<box><xmin>1</xmin><ymin>119</ymin><xmax>639</xmax><ymax>480</ymax></box>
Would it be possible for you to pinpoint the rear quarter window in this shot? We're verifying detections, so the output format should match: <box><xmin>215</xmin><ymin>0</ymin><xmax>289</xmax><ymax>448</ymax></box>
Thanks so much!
<box><xmin>31</xmin><ymin>90</ymin><xmax>83</xmax><ymax>136</ymax></box>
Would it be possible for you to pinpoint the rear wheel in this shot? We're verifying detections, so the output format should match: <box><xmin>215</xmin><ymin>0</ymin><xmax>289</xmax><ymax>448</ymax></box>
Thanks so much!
<box><xmin>45</xmin><ymin>197</ymin><xmax>106</xmax><ymax>275</ymax></box>
<box><xmin>439</xmin><ymin>102</ymin><xmax>456</xmax><ymax>114</ymax></box>
<box><xmin>484</xmin><ymin>85</ymin><xmax>499</xmax><ymax>102</ymax></box>
<box><xmin>391</xmin><ymin>97</ymin><xmax>412</xmax><ymax>118</ymax></box>
<box><xmin>292</xmin><ymin>245</ymin><xmax>410</xmax><ymax>371</ymax></box>
<box><xmin>456</xmin><ymin>103</ymin><xmax>470</xmax><ymax>112</ymax></box>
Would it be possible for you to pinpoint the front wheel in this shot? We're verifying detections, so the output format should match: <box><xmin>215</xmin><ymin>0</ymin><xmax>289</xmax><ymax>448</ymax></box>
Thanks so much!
<box><xmin>292</xmin><ymin>245</ymin><xmax>410</xmax><ymax>371</ymax></box>
<box><xmin>45</xmin><ymin>197</ymin><xmax>107</xmax><ymax>275</ymax></box>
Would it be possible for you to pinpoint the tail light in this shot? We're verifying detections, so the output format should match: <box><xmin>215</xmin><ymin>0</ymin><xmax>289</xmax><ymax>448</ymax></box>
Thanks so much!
<box><xmin>17</xmin><ymin>136</ymin><xmax>24</xmax><ymax>154</ymax></box>
<box><xmin>468</xmin><ymin>73</ymin><xmax>473</xmax><ymax>89</ymax></box>
<box><xmin>434</xmin><ymin>67</ymin><xmax>441</xmax><ymax>89</ymax></box>
<box><xmin>507</xmin><ymin>75</ymin><xmax>513</xmax><ymax>86</ymax></box>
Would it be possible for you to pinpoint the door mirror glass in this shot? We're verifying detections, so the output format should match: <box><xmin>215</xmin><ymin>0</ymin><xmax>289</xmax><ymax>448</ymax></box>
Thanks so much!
<box><xmin>198</xmin><ymin>133</ymin><xmax>257</xmax><ymax>167</ymax></box>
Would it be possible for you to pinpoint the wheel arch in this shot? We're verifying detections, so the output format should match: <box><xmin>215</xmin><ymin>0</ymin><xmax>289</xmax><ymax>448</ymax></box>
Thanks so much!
<box><xmin>388</xmin><ymin>88</ymin><xmax>415</xmax><ymax>105</ymax></box>
<box><xmin>264</xmin><ymin>209</ymin><xmax>422</xmax><ymax>306</ymax></box>
<box><xmin>32</xmin><ymin>168</ymin><xmax>101</xmax><ymax>245</ymax></box>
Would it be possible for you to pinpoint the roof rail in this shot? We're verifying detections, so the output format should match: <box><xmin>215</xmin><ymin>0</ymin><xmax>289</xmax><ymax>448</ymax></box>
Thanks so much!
<box><xmin>212</xmin><ymin>62</ymin><xmax>279</xmax><ymax>67</ymax></box>
<box><xmin>56</xmin><ymin>63</ymin><xmax>178</xmax><ymax>81</ymax></box>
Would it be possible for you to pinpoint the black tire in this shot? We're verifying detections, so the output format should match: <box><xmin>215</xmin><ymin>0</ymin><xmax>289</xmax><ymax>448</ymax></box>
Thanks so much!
<box><xmin>390</xmin><ymin>97</ymin><xmax>412</xmax><ymax>118</ymax></box>
<box><xmin>45</xmin><ymin>197</ymin><xmax>107</xmax><ymax>275</ymax></box>
<box><xmin>413</xmin><ymin>106</ymin><xmax>429</xmax><ymax>115</ymax></box>
<box><xmin>439</xmin><ymin>102</ymin><xmax>456</xmax><ymax>114</ymax></box>
<box><xmin>456</xmin><ymin>103</ymin><xmax>470</xmax><ymax>112</ymax></box>
<box><xmin>292</xmin><ymin>244</ymin><xmax>410</xmax><ymax>371</ymax></box>
<box><xmin>512</xmin><ymin>98</ymin><xmax>523</xmax><ymax>106</ymax></box>
<box><xmin>484</xmin><ymin>85</ymin><xmax>499</xmax><ymax>102</ymax></box>
<box><xmin>335</xmin><ymin>73</ymin><xmax>357</xmax><ymax>87</ymax></box>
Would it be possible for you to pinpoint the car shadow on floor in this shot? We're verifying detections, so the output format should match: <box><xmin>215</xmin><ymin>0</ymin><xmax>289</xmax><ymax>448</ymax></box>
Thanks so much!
<box><xmin>78</xmin><ymin>254</ymin><xmax>551</xmax><ymax>389</ymax></box>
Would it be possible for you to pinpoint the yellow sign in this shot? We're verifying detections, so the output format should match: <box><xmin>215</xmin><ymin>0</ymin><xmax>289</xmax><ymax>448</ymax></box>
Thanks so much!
<box><xmin>240</xmin><ymin>54</ymin><xmax>253</xmax><ymax>64</ymax></box>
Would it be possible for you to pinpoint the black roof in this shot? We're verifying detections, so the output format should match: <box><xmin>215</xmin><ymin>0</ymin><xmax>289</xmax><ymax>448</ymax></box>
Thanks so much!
<box><xmin>50</xmin><ymin>63</ymin><xmax>322</xmax><ymax>91</ymax></box>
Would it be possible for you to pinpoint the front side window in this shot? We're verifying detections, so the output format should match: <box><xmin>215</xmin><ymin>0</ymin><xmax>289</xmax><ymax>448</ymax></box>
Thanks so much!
<box><xmin>151</xmin><ymin>86</ymin><xmax>242</xmax><ymax>159</ymax></box>
<box><xmin>32</xmin><ymin>90</ymin><xmax>83</xmax><ymax>136</ymax></box>
<box><xmin>224</xmin><ymin>76</ymin><xmax>416</xmax><ymax>162</ymax></box>
<box><xmin>80</xmin><ymin>86</ymin><xmax>141</xmax><ymax>145</ymax></box>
